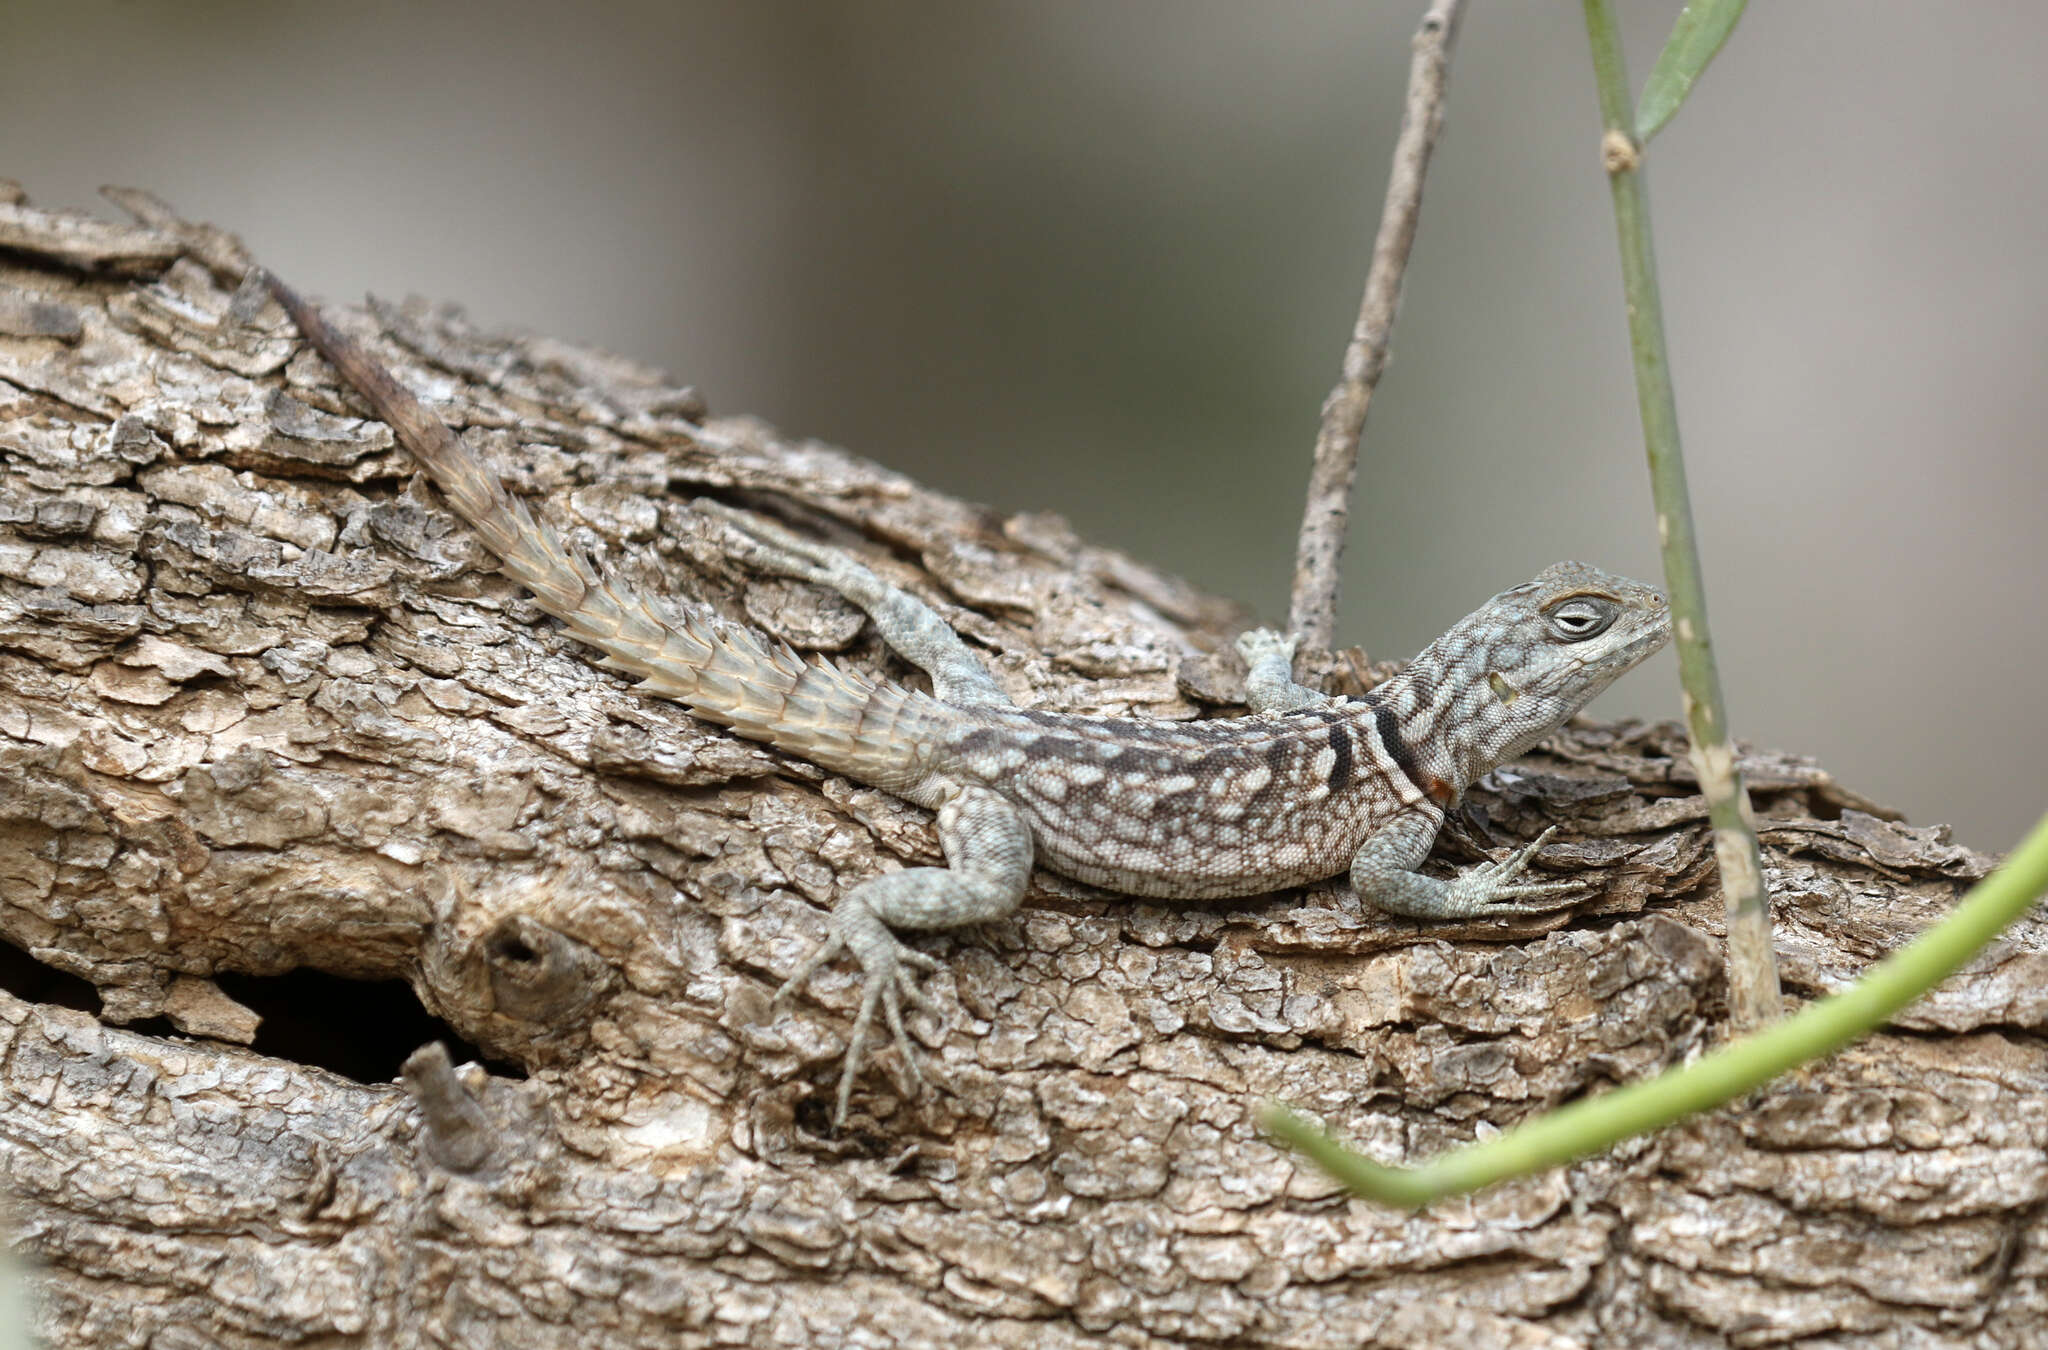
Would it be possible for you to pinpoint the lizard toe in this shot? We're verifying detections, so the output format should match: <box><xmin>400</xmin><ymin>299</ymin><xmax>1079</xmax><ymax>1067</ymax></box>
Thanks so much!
<box><xmin>1492</xmin><ymin>825</ymin><xmax>1560</xmax><ymax>882</ymax></box>
<box><xmin>830</xmin><ymin>927</ymin><xmax>947</xmax><ymax>1125</ymax></box>
<box><xmin>880</xmin><ymin>981</ymin><xmax>929</xmax><ymax>1096</ymax></box>
<box><xmin>772</xmin><ymin>929</ymin><xmax>847</xmax><ymax>1007</ymax></box>
<box><xmin>692</xmin><ymin>499</ymin><xmax>846</xmax><ymax>585</ymax></box>
<box><xmin>833</xmin><ymin>975</ymin><xmax>888</xmax><ymax>1127</ymax></box>
<box><xmin>1482</xmin><ymin>880</ymin><xmax>1597</xmax><ymax>915</ymax></box>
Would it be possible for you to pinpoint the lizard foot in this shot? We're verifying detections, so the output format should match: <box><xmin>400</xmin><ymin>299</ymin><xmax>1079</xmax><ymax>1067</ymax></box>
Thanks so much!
<box><xmin>692</xmin><ymin>498</ymin><xmax>850</xmax><ymax>590</ymax></box>
<box><xmin>773</xmin><ymin>895</ymin><xmax>943</xmax><ymax>1127</ymax></box>
<box><xmin>1235</xmin><ymin>627</ymin><xmax>1331</xmax><ymax>714</ymax></box>
<box><xmin>1233</xmin><ymin>627</ymin><xmax>1299</xmax><ymax>668</ymax></box>
<box><xmin>1443</xmin><ymin>825</ymin><xmax>1596</xmax><ymax>917</ymax></box>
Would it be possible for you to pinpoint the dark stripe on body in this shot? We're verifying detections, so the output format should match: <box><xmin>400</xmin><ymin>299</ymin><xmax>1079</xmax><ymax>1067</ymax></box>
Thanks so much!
<box><xmin>1367</xmin><ymin>695</ymin><xmax>1426</xmax><ymax>795</ymax></box>
<box><xmin>1254</xmin><ymin>738</ymin><xmax>1297</xmax><ymax>810</ymax></box>
<box><xmin>1324</xmin><ymin>723</ymin><xmax>1353</xmax><ymax>792</ymax></box>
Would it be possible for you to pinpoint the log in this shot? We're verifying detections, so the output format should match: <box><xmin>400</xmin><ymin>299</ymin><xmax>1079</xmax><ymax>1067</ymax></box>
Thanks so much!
<box><xmin>2</xmin><ymin>190</ymin><xmax>2042</xmax><ymax>1347</ymax></box>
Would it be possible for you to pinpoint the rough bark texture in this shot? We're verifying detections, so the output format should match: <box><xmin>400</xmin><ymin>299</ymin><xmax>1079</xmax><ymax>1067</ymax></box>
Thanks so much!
<box><xmin>2</xmin><ymin>192</ymin><xmax>2044</xmax><ymax>1348</ymax></box>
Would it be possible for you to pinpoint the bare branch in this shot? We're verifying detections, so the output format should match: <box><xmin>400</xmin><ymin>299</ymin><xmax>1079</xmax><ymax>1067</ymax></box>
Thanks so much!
<box><xmin>1287</xmin><ymin>0</ymin><xmax>1466</xmax><ymax>652</ymax></box>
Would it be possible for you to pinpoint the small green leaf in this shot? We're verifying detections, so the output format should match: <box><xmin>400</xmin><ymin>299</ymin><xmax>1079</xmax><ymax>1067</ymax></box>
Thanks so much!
<box><xmin>1634</xmin><ymin>0</ymin><xmax>1749</xmax><ymax>143</ymax></box>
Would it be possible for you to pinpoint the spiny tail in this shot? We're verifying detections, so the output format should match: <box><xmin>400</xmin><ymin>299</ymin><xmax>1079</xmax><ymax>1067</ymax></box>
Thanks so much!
<box><xmin>259</xmin><ymin>271</ymin><xmax>944</xmax><ymax>793</ymax></box>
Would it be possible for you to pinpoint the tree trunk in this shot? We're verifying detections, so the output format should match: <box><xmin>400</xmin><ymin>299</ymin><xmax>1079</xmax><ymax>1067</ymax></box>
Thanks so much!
<box><xmin>2</xmin><ymin>190</ymin><xmax>2042</xmax><ymax>1348</ymax></box>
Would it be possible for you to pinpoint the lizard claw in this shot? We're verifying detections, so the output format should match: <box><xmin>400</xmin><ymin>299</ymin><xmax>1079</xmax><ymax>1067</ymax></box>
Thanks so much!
<box><xmin>1445</xmin><ymin>826</ymin><xmax>1596</xmax><ymax>917</ymax></box>
<box><xmin>832</xmin><ymin>934</ymin><xmax>943</xmax><ymax>1126</ymax></box>
<box><xmin>776</xmin><ymin>894</ymin><xmax>946</xmax><ymax>1128</ymax></box>
<box><xmin>772</xmin><ymin>930</ymin><xmax>845</xmax><ymax>1009</ymax></box>
<box><xmin>1496</xmin><ymin>824</ymin><xmax>1559</xmax><ymax>877</ymax></box>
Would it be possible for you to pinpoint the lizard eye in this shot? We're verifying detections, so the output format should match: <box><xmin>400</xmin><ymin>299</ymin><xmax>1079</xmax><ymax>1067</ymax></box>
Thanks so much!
<box><xmin>1547</xmin><ymin>597</ymin><xmax>1616</xmax><ymax>641</ymax></box>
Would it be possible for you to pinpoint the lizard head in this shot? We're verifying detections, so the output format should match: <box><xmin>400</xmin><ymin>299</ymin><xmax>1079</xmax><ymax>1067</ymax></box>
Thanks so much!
<box><xmin>1397</xmin><ymin>561</ymin><xmax>1671</xmax><ymax>788</ymax></box>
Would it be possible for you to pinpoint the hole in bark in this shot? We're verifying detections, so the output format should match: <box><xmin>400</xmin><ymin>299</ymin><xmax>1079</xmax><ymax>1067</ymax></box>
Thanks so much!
<box><xmin>1804</xmin><ymin>791</ymin><xmax>1845</xmax><ymax>822</ymax></box>
<box><xmin>0</xmin><ymin>948</ymin><xmax>522</xmax><ymax>1083</ymax></box>
<box><xmin>0</xmin><ymin>941</ymin><xmax>103</xmax><ymax>1014</ymax></box>
<box><xmin>0</xmin><ymin>943</ymin><xmax>183</xmax><ymax>1039</ymax></box>
<box><xmin>485</xmin><ymin>931</ymin><xmax>540</xmax><ymax>965</ymax></box>
<box><xmin>793</xmin><ymin>1092</ymin><xmax>839</xmax><ymax>1137</ymax></box>
<box><xmin>213</xmin><ymin>968</ymin><xmax>523</xmax><ymax>1084</ymax></box>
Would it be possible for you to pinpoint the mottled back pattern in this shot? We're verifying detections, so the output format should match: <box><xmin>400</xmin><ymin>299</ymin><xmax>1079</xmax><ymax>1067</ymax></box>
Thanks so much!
<box><xmin>951</xmin><ymin>698</ymin><xmax>1427</xmax><ymax>897</ymax></box>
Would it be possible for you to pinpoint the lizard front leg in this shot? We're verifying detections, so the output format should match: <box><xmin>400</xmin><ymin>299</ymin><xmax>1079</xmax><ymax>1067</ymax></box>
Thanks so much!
<box><xmin>1351</xmin><ymin>809</ymin><xmax>1593</xmax><ymax>920</ymax></box>
<box><xmin>775</xmin><ymin>784</ymin><xmax>1032</xmax><ymax>1125</ymax></box>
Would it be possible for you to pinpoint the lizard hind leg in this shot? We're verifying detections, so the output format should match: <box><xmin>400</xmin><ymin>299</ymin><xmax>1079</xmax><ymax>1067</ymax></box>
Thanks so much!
<box><xmin>1235</xmin><ymin>628</ymin><xmax>1333</xmax><ymax>714</ymax></box>
<box><xmin>773</xmin><ymin>785</ymin><xmax>1033</xmax><ymax>1126</ymax></box>
<box><xmin>693</xmin><ymin>499</ymin><xmax>1012</xmax><ymax>708</ymax></box>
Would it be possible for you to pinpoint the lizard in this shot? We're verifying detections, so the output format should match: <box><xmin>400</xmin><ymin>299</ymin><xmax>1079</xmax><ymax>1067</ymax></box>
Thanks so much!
<box><xmin>256</xmin><ymin>270</ymin><xmax>1673</xmax><ymax>1125</ymax></box>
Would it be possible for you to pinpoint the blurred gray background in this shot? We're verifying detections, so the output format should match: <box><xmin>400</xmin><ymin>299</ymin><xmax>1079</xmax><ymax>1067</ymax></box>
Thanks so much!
<box><xmin>7</xmin><ymin>2</ymin><xmax>2042</xmax><ymax>850</ymax></box>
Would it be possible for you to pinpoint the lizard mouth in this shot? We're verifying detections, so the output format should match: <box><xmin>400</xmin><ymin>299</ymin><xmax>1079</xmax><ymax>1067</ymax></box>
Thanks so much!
<box><xmin>1534</xmin><ymin>616</ymin><xmax>1671</xmax><ymax>696</ymax></box>
<box><xmin>1621</xmin><ymin>615</ymin><xmax>1672</xmax><ymax>662</ymax></box>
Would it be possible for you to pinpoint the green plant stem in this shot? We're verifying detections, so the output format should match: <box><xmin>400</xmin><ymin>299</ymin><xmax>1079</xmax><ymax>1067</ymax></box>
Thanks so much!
<box><xmin>1266</xmin><ymin>809</ymin><xmax>2048</xmax><ymax>1207</ymax></box>
<box><xmin>1582</xmin><ymin>0</ymin><xmax>1780</xmax><ymax>1030</ymax></box>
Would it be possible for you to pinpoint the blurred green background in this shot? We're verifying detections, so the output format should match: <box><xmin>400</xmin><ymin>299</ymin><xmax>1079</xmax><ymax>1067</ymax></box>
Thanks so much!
<box><xmin>7</xmin><ymin>2</ymin><xmax>2042</xmax><ymax>850</ymax></box>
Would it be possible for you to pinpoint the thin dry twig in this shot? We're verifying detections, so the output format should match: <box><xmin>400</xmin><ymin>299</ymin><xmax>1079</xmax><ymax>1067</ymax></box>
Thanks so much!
<box><xmin>1287</xmin><ymin>0</ymin><xmax>1466</xmax><ymax>652</ymax></box>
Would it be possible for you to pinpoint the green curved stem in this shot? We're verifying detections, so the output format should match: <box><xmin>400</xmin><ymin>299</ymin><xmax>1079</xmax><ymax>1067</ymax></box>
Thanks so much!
<box><xmin>1266</xmin><ymin>810</ymin><xmax>2048</xmax><ymax>1207</ymax></box>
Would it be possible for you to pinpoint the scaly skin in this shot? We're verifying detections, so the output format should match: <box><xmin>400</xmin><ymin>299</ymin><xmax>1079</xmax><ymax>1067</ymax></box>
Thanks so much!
<box><xmin>260</xmin><ymin>272</ymin><xmax>1672</xmax><ymax>1125</ymax></box>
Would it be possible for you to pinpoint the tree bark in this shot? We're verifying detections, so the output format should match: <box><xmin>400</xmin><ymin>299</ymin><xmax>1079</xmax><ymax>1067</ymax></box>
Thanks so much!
<box><xmin>2</xmin><ymin>192</ymin><xmax>2044</xmax><ymax>1348</ymax></box>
